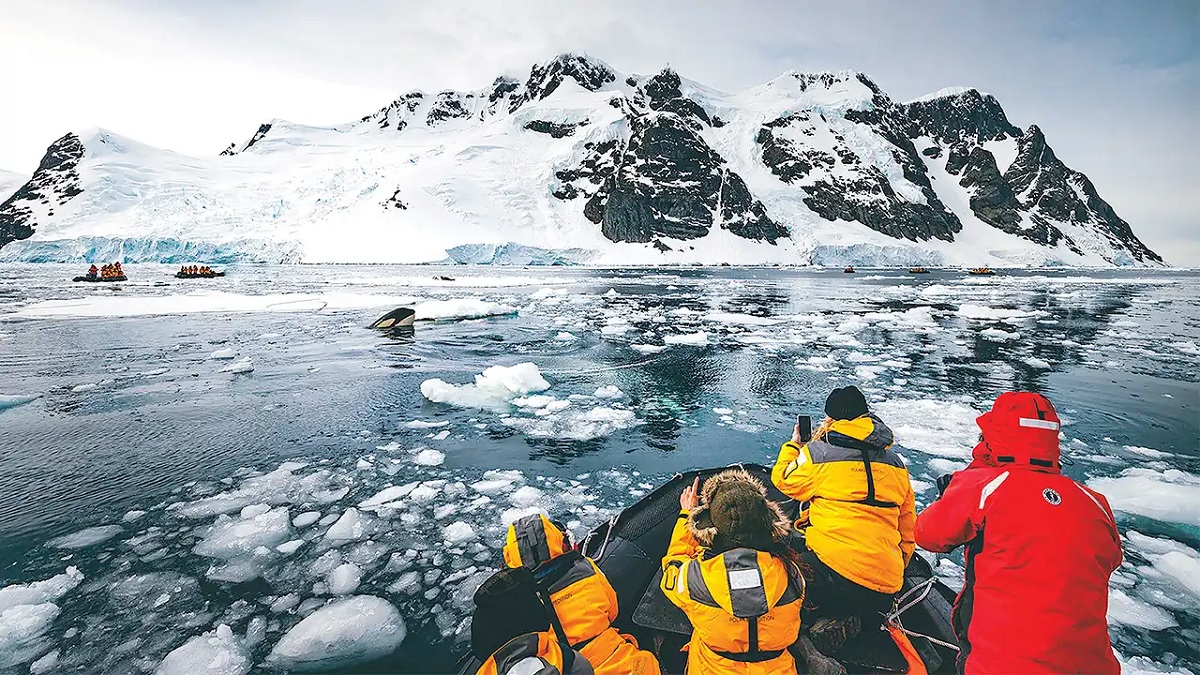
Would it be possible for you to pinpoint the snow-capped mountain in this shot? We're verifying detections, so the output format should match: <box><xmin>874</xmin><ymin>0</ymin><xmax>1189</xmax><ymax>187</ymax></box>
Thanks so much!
<box><xmin>0</xmin><ymin>54</ymin><xmax>1162</xmax><ymax>266</ymax></box>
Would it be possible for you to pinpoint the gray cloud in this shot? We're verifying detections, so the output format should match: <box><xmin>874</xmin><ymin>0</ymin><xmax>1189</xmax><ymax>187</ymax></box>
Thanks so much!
<box><xmin>2</xmin><ymin>0</ymin><xmax>1195</xmax><ymax>261</ymax></box>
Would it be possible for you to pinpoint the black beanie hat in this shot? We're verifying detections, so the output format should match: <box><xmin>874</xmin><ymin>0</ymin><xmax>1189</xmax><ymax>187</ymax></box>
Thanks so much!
<box><xmin>825</xmin><ymin>385</ymin><xmax>868</xmax><ymax>421</ymax></box>
<box><xmin>470</xmin><ymin>566</ymin><xmax>549</xmax><ymax>660</ymax></box>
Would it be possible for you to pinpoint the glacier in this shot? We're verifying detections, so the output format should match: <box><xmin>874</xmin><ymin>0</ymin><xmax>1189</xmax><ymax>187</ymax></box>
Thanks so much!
<box><xmin>0</xmin><ymin>54</ymin><xmax>1163</xmax><ymax>267</ymax></box>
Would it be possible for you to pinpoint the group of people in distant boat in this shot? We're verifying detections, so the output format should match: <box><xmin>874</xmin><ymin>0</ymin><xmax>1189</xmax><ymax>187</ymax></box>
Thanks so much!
<box><xmin>178</xmin><ymin>265</ymin><xmax>215</xmax><ymax>276</ymax></box>
<box><xmin>470</xmin><ymin>387</ymin><xmax>1123</xmax><ymax>675</ymax></box>
<box><xmin>86</xmin><ymin>262</ymin><xmax>123</xmax><ymax>279</ymax></box>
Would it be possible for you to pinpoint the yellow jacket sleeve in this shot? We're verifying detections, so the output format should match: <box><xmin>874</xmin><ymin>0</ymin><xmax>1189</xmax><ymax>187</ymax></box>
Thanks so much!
<box><xmin>899</xmin><ymin>484</ymin><xmax>916</xmax><ymax>566</ymax></box>
<box><xmin>772</xmin><ymin>441</ymin><xmax>817</xmax><ymax>502</ymax></box>
<box><xmin>661</xmin><ymin>510</ymin><xmax>698</xmax><ymax>609</ymax></box>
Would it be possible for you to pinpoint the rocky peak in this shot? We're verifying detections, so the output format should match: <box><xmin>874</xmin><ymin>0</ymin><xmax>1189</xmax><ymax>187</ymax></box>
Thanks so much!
<box><xmin>509</xmin><ymin>53</ymin><xmax>617</xmax><ymax>113</ymax></box>
<box><xmin>221</xmin><ymin>123</ymin><xmax>273</xmax><ymax>155</ymax></box>
<box><xmin>639</xmin><ymin>68</ymin><xmax>711</xmax><ymax>127</ymax></box>
<box><xmin>1</xmin><ymin>132</ymin><xmax>86</xmax><ymax>247</ymax></box>
<box><xmin>903</xmin><ymin>87</ymin><xmax>1020</xmax><ymax>145</ymax></box>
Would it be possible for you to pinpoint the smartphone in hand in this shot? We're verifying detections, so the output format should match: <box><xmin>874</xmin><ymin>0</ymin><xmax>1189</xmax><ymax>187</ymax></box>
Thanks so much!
<box><xmin>797</xmin><ymin>415</ymin><xmax>812</xmax><ymax>443</ymax></box>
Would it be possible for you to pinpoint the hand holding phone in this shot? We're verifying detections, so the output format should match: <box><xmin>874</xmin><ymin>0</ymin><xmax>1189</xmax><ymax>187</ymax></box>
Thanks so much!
<box><xmin>793</xmin><ymin>415</ymin><xmax>812</xmax><ymax>444</ymax></box>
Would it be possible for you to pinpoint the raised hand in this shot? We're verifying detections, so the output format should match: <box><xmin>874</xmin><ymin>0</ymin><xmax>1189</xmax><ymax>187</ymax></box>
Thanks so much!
<box><xmin>679</xmin><ymin>476</ymin><xmax>700</xmax><ymax>512</ymax></box>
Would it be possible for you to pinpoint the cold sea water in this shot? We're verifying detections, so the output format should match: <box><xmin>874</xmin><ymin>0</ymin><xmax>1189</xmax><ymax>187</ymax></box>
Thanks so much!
<box><xmin>0</xmin><ymin>263</ymin><xmax>1197</xmax><ymax>674</ymax></box>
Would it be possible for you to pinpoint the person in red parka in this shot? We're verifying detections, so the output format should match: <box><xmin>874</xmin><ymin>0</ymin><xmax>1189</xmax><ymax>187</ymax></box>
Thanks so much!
<box><xmin>916</xmin><ymin>392</ymin><xmax>1122</xmax><ymax>675</ymax></box>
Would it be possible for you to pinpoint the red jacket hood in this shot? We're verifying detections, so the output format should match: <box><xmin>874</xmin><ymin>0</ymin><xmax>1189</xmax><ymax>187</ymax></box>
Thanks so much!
<box><xmin>974</xmin><ymin>392</ymin><xmax>1062</xmax><ymax>472</ymax></box>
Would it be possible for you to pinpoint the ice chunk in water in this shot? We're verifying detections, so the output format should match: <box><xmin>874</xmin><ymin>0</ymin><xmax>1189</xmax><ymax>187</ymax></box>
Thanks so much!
<box><xmin>324</xmin><ymin>508</ymin><xmax>374</xmax><ymax>542</ymax></box>
<box><xmin>46</xmin><ymin>524</ymin><xmax>123</xmax><ymax>549</ymax></box>
<box><xmin>0</xmin><ymin>567</ymin><xmax>83</xmax><ymax>667</ymax></box>
<box><xmin>1089</xmin><ymin>469</ymin><xmax>1200</xmax><ymax>527</ymax></box>
<box><xmin>443</xmin><ymin>522</ymin><xmax>476</xmax><ymax>544</ymax></box>
<box><xmin>194</xmin><ymin>507</ymin><xmax>291</xmax><ymax>560</ymax></box>
<box><xmin>293</xmin><ymin>511</ymin><xmax>321</xmax><ymax>528</ymax></box>
<box><xmin>0</xmin><ymin>393</ymin><xmax>41</xmax><ymax>411</ymax></box>
<box><xmin>664</xmin><ymin>331</ymin><xmax>709</xmax><ymax>345</ymax></box>
<box><xmin>1107</xmin><ymin>587</ymin><xmax>1176</xmax><ymax>630</ymax></box>
<box><xmin>221</xmin><ymin>358</ymin><xmax>254</xmax><ymax>374</ymax></box>
<box><xmin>327</xmin><ymin>564</ymin><xmax>363</xmax><ymax>595</ymax></box>
<box><xmin>208</xmin><ymin>348</ymin><xmax>237</xmax><ymax>360</ymax></box>
<box><xmin>265</xmin><ymin>596</ymin><xmax>406</xmax><ymax>671</ymax></box>
<box><xmin>29</xmin><ymin>649</ymin><xmax>59</xmax><ymax>674</ymax></box>
<box><xmin>413</xmin><ymin>448</ymin><xmax>446</xmax><ymax>466</ymax></box>
<box><xmin>155</xmin><ymin>624</ymin><xmax>250</xmax><ymax>675</ymax></box>
<box><xmin>420</xmin><ymin>363</ymin><xmax>551</xmax><ymax>409</ymax></box>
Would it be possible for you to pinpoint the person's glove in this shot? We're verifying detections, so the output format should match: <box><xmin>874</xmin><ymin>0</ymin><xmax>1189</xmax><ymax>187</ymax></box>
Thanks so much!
<box><xmin>936</xmin><ymin>473</ymin><xmax>954</xmax><ymax>497</ymax></box>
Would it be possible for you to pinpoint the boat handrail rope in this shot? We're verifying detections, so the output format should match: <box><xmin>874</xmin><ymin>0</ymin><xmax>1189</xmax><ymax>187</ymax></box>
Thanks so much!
<box><xmin>883</xmin><ymin>576</ymin><xmax>961</xmax><ymax>652</ymax></box>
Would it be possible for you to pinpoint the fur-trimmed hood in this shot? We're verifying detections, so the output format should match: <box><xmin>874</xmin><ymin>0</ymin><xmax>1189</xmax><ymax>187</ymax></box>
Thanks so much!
<box><xmin>687</xmin><ymin>468</ymin><xmax>791</xmax><ymax>551</ymax></box>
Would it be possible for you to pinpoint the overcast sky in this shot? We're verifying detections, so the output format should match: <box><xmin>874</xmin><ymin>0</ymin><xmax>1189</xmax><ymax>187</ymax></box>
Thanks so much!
<box><xmin>2</xmin><ymin>0</ymin><xmax>1196</xmax><ymax>262</ymax></box>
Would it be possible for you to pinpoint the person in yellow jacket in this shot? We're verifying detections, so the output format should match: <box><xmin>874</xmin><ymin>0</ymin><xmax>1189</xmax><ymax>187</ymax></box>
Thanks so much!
<box><xmin>502</xmin><ymin>514</ymin><xmax>660</xmax><ymax>675</ymax></box>
<box><xmin>771</xmin><ymin>385</ymin><xmax>916</xmax><ymax>656</ymax></box>
<box><xmin>471</xmin><ymin>565</ymin><xmax>594</xmax><ymax>675</ymax></box>
<box><xmin>661</xmin><ymin>468</ymin><xmax>805</xmax><ymax>674</ymax></box>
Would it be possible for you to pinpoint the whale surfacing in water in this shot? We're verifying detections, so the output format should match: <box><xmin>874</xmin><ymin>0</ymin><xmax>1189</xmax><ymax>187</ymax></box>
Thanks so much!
<box><xmin>369</xmin><ymin>307</ymin><xmax>416</xmax><ymax>330</ymax></box>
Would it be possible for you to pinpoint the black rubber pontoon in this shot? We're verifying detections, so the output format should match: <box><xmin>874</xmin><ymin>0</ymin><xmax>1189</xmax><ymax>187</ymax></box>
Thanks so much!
<box><xmin>73</xmin><ymin>275</ymin><xmax>126</xmax><ymax>282</ymax></box>
<box><xmin>457</xmin><ymin>464</ymin><xmax>960</xmax><ymax>674</ymax></box>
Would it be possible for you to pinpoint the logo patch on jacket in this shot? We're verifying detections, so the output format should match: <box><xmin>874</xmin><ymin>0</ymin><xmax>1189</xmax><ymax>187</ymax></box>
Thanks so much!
<box><xmin>1043</xmin><ymin>488</ymin><xmax>1062</xmax><ymax>505</ymax></box>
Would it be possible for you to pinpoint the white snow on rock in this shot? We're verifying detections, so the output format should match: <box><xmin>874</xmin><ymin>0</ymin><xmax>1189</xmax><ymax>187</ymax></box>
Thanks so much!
<box><xmin>326</xmin><ymin>563</ymin><xmax>363</xmax><ymax>595</ymax></box>
<box><xmin>265</xmin><ymin>596</ymin><xmax>406</xmax><ymax>671</ymax></box>
<box><xmin>155</xmin><ymin>624</ymin><xmax>250</xmax><ymax>675</ymax></box>
<box><xmin>421</xmin><ymin>363</ymin><xmax>550</xmax><ymax>410</ymax></box>
<box><xmin>46</xmin><ymin>524</ymin><xmax>123</xmax><ymax>549</ymax></box>
<box><xmin>0</xmin><ymin>567</ymin><xmax>83</xmax><ymax>669</ymax></box>
<box><xmin>208</xmin><ymin>348</ymin><xmax>237</xmax><ymax>360</ymax></box>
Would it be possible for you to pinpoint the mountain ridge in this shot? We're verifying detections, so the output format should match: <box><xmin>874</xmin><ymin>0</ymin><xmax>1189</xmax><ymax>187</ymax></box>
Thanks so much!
<box><xmin>0</xmin><ymin>53</ymin><xmax>1163</xmax><ymax>266</ymax></box>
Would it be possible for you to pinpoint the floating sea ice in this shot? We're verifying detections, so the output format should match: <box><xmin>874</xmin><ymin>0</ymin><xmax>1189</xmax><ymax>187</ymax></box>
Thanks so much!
<box><xmin>1107</xmin><ymin>587</ymin><xmax>1176</xmax><ymax>630</ymax></box>
<box><xmin>270</xmin><ymin>594</ymin><xmax>301</xmax><ymax>614</ymax></box>
<box><xmin>704</xmin><ymin>312</ymin><xmax>781</xmax><ymax>326</ymax></box>
<box><xmin>503</xmin><ymin>406</ymin><xmax>638</xmax><ymax>441</ymax></box>
<box><xmin>1023</xmin><ymin>356</ymin><xmax>1051</xmax><ymax>369</ymax></box>
<box><xmin>155</xmin><ymin>624</ymin><xmax>250</xmax><ymax>675</ymax></box>
<box><xmin>1154</xmin><ymin>551</ymin><xmax>1200</xmax><ymax>600</ymax></box>
<box><xmin>208</xmin><ymin>348</ymin><xmax>237</xmax><ymax>360</ymax></box>
<box><xmin>980</xmin><ymin>328</ymin><xmax>1020</xmax><ymax>342</ymax></box>
<box><xmin>46</xmin><ymin>524</ymin><xmax>123</xmax><ymax>549</ymax></box>
<box><xmin>956</xmin><ymin>304</ymin><xmax>1041</xmax><ymax>321</ymax></box>
<box><xmin>664</xmin><ymin>331</ymin><xmax>709</xmax><ymax>345</ymax></box>
<box><xmin>411</xmin><ymin>298</ymin><xmax>516</xmax><ymax>321</ymax></box>
<box><xmin>443</xmin><ymin>522</ymin><xmax>477</xmax><ymax>544</ymax></box>
<box><xmin>0</xmin><ymin>567</ymin><xmax>83</xmax><ymax>668</ymax></box>
<box><xmin>594</xmin><ymin>385</ymin><xmax>624</xmax><ymax>400</ymax></box>
<box><xmin>293</xmin><ymin>511</ymin><xmax>321</xmax><ymax>528</ymax></box>
<box><xmin>324</xmin><ymin>508</ymin><xmax>374</xmax><ymax>542</ymax></box>
<box><xmin>71</xmin><ymin>382</ymin><xmax>100</xmax><ymax>393</ymax></box>
<box><xmin>29</xmin><ymin>649</ymin><xmax>59</xmax><ymax>674</ymax></box>
<box><xmin>428</xmin><ymin>430</ymin><xmax>451</xmax><ymax>441</ymax></box>
<box><xmin>421</xmin><ymin>363</ymin><xmax>551</xmax><ymax>410</ymax></box>
<box><xmin>554</xmin><ymin>332</ymin><xmax>577</xmax><ymax>341</ymax></box>
<box><xmin>0</xmin><ymin>393</ymin><xmax>41</xmax><ymax>411</ymax></box>
<box><xmin>194</xmin><ymin>507</ymin><xmax>291</xmax><ymax>560</ymax></box>
<box><xmin>413</xmin><ymin>449</ymin><xmax>446</xmax><ymax>466</ymax></box>
<box><xmin>1088</xmin><ymin>469</ymin><xmax>1200</xmax><ymax>527</ymax></box>
<box><xmin>873</xmin><ymin>399</ymin><xmax>980</xmax><ymax>459</ymax></box>
<box><xmin>631</xmin><ymin>344</ymin><xmax>667</xmax><ymax>354</ymax></box>
<box><xmin>265</xmin><ymin>596</ymin><xmax>406</xmax><ymax>671</ymax></box>
<box><xmin>712</xmin><ymin>407</ymin><xmax>733</xmax><ymax>415</ymax></box>
<box><xmin>276</xmin><ymin>540</ymin><xmax>305</xmax><ymax>555</ymax></box>
<box><xmin>1123</xmin><ymin>445</ymin><xmax>1171</xmax><ymax>459</ymax></box>
<box><xmin>221</xmin><ymin>359</ymin><xmax>254</xmax><ymax>374</ymax></box>
<box><xmin>327</xmin><ymin>563</ymin><xmax>363</xmax><ymax>595</ymax></box>
<box><xmin>403</xmin><ymin>420</ymin><xmax>449</xmax><ymax>429</ymax></box>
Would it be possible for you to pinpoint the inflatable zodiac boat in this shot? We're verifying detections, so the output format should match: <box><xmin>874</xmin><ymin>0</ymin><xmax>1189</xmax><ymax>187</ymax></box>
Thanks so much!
<box><xmin>456</xmin><ymin>464</ymin><xmax>960</xmax><ymax>674</ymax></box>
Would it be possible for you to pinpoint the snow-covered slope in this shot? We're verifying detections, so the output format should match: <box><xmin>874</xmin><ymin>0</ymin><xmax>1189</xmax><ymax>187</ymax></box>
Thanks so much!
<box><xmin>0</xmin><ymin>54</ymin><xmax>1162</xmax><ymax>266</ymax></box>
<box><xmin>0</xmin><ymin>169</ymin><xmax>24</xmax><ymax>203</ymax></box>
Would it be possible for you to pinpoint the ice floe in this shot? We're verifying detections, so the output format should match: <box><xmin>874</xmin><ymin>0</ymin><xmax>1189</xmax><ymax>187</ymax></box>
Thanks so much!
<box><xmin>0</xmin><ymin>567</ymin><xmax>83</xmax><ymax>668</ymax></box>
<box><xmin>155</xmin><ymin>624</ymin><xmax>250</xmax><ymax>675</ymax></box>
<box><xmin>46</xmin><ymin>525</ymin><xmax>124</xmax><ymax>549</ymax></box>
<box><xmin>421</xmin><ymin>363</ymin><xmax>550</xmax><ymax>410</ymax></box>
<box><xmin>264</xmin><ymin>596</ymin><xmax>406</xmax><ymax>671</ymax></box>
<box><xmin>0</xmin><ymin>393</ymin><xmax>41</xmax><ymax>411</ymax></box>
<box><xmin>1088</xmin><ymin>468</ymin><xmax>1200</xmax><ymax>527</ymax></box>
